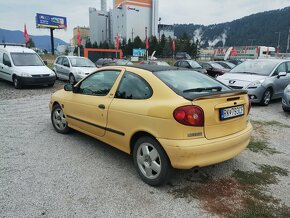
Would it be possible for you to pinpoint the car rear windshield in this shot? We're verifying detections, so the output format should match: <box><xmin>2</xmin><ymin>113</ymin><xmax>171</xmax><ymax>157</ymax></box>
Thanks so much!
<box><xmin>69</xmin><ymin>57</ymin><xmax>95</xmax><ymax>67</ymax></box>
<box><xmin>230</xmin><ymin>60</ymin><xmax>278</xmax><ymax>76</ymax></box>
<box><xmin>154</xmin><ymin>70</ymin><xmax>230</xmax><ymax>98</ymax></box>
<box><xmin>11</xmin><ymin>53</ymin><xmax>44</xmax><ymax>66</ymax></box>
<box><xmin>188</xmin><ymin>60</ymin><xmax>202</xmax><ymax>69</ymax></box>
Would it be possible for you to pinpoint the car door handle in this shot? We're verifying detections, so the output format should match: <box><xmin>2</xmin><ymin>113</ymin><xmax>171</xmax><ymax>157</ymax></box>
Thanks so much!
<box><xmin>98</xmin><ymin>104</ymin><xmax>105</xmax><ymax>109</ymax></box>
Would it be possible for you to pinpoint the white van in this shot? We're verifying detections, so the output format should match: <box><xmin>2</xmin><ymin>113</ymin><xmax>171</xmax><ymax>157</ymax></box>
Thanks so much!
<box><xmin>0</xmin><ymin>45</ymin><xmax>56</xmax><ymax>89</ymax></box>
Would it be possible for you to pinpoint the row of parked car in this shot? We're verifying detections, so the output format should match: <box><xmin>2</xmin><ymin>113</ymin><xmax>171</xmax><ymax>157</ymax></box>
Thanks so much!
<box><xmin>0</xmin><ymin>45</ymin><xmax>289</xmax><ymax>111</ymax></box>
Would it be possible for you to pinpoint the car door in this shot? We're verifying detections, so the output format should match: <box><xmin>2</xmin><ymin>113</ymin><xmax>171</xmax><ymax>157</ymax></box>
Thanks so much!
<box><xmin>271</xmin><ymin>62</ymin><xmax>289</xmax><ymax>97</ymax></box>
<box><xmin>62</xmin><ymin>57</ymin><xmax>71</xmax><ymax>79</ymax></box>
<box><xmin>63</xmin><ymin>69</ymin><xmax>122</xmax><ymax>137</ymax></box>
<box><xmin>0</xmin><ymin>53</ymin><xmax>13</xmax><ymax>81</ymax></box>
<box><xmin>54</xmin><ymin>57</ymin><xmax>63</xmax><ymax>78</ymax></box>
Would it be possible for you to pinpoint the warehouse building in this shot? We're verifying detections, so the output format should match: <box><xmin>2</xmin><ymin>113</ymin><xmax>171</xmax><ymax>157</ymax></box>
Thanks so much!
<box><xmin>89</xmin><ymin>0</ymin><xmax>159</xmax><ymax>45</ymax></box>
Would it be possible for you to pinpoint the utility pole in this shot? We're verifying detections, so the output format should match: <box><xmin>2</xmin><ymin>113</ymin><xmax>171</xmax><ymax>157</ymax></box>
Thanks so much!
<box><xmin>275</xmin><ymin>32</ymin><xmax>281</xmax><ymax>50</ymax></box>
<box><xmin>287</xmin><ymin>29</ymin><xmax>290</xmax><ymax>53</ymax></box>
<box><xmin>131</xmin><ymin>28</ymin><xmax>134</xmax><ymax>41</ymax></box>
<box><xmin>248</xmin><ymin>39</ymin><xmax>255</xmax><ymax>46</ymax></box>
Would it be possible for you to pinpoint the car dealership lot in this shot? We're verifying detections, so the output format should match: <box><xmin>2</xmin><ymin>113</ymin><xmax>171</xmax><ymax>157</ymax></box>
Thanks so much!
<box><xmin>1</xmin><ymin>84</ymin><xmax>290</xmax><ymax>217</ymax></box>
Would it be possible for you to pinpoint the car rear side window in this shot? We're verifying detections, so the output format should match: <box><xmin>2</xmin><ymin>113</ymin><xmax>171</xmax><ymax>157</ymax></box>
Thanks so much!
<box><xmin>79</xmin><ymin>70</ymin><xmax>120</xmax><ymax>96</ymax></box>
<box><xmin>115</xmin><ymin>72</ymin><xmax>152</xmax><ymax>99</ymax></box>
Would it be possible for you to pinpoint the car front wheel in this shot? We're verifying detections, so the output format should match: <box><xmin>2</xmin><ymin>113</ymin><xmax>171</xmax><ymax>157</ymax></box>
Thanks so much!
<box><xmin>69</xmin><ymin>74</ymin><xmax>76</xmax><ymax>84</ymax></box>
<box><xmin>260</xmin><ymin>88</ymin><xmax>272</xmax><ymax>106</ymax></box>
<box><xmin>13</xmin><ymin>76</ymin><xmax>22</xmax><ymax>89</ymax></box>
<box><xmin>51</xmin><ymin>104</ymin><xmax>70</xmax><ymax>134</ymax></box>
<box><xmin>133</xmin><ymin>136</ymin><xmax>171</xmax><ymax>186</ymax></box>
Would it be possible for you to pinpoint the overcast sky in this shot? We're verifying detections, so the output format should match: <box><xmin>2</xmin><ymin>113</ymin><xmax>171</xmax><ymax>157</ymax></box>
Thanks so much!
<box><xmin>0</xmin><ymin>0</ymin><xmax>289</xmax><ymax>42</ymax></box>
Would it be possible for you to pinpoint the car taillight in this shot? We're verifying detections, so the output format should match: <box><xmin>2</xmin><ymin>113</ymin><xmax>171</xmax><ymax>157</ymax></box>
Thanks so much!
<box><xmin>248</xmin><ymin>96</ymin><xmax>251</xmax><ymax>115</ymax></box>
<box><xmin>173</xmin><ymin>106</ymin><xmax>204</xmax><ymax>126</ymax></box>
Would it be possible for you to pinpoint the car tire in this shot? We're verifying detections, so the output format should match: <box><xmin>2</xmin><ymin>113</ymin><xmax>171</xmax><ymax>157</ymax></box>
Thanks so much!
<box><xmin>133</xmin><ymin>136</ymin><xmax>171</xmax><ymax>186</ymax></box>
<box><xmin>48</xmin><ymin>83</ymin><xmax>55</xmax><ymax>87</ymax></box>
<box><xmin>51</xmin><ymin>104</ymin><xmax>70</xmax><ymax>134</ymax></box>
<box><xmin>260</xmin><ymin>88</ymin><xmax>272</xmax><ymax>106</ymax></box>
<box><xmin>13</xmin><ymin>76</ymin><xmax>22</xmax><ymax>89</ymax></box>
<box><xmin>282</xmin><ymin>106</ymin><xmax>290</xmax><ymax>112</ymax></box>
<box><xmin>69</xmin><ymin>74</ymin><xmax>76</xmax><ymax>84</ymax></box>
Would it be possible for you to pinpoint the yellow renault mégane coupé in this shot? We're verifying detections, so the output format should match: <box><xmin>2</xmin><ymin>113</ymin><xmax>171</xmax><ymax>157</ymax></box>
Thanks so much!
<box><xmin>49</xmin><ymin>65</ymin><xmax>252</xmax><ymax>186</ymax></box>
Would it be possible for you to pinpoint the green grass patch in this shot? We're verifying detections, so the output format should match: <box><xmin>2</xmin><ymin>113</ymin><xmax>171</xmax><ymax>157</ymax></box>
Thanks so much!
<box><xmin>252</xmin><ymin>120</ymin><xmax>290</xmax><ymax>128</ymax></box>
<box><xmin>231</xmin><ymin>165</ymin><xmax>290</xmax><ymax>218</ymax></box>
<box><xmin>247</xmin><ymin>139</ymin><xmax>280</xmax><ymax>155</ymax></box>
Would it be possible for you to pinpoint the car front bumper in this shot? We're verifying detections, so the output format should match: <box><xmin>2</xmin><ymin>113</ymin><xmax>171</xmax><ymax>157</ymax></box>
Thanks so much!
<box><xmin>282</xmin><ymin>92</ymin><xmax>290</xmax><ymax>110</ymax></box>
<box><xmin>18</xmin><ymin>75</ymin><xmax>56</xmax><ymax>86</ymax></box>
<box><xmin>246</xmin><ymin>86</ymin><xmax>266</xmax><ymax>103</ymax></box>
<box><xmin>158</xmin><ymin>122</ymin><xmax>253</xmax><ymax>169</ymax></box>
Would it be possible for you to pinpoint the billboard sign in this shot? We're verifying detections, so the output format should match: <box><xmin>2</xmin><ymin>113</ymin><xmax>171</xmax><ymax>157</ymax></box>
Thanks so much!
<box><xmin>36</xmin><ymin>13</ymin><xmax>67</xmax><ymax>29</ymax></box>
<box><xmin>133</xmin><ymin>48</ymin><xmax>146</xmax><ymax>57</ymax></box>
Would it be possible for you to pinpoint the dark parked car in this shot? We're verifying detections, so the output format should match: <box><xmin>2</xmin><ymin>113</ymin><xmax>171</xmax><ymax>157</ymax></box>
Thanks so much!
<box><xmin>176</xmin><ymin>52</ymin><xmax>191</xmax><ymax>60</ymax></box>
<box><xmin>174</xmin><ymin>60</ymin><xmax>207</xmax><ymax>74</ymax></box>
<box><xmin>215</xmin><ymin>61</ymin><xmax>236</xmax><ymax>69</ymax></box>
<box><xmin>199</xmin><ymin>61</ymin><xmax>229</xmax><ymax>77</ymax></box>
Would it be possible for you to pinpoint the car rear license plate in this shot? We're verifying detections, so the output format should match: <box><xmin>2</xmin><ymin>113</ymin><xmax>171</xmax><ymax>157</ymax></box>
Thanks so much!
<box><xmin>220</xmin><ymin>105</ymin><xmax>244</xmax><ymax>120</ymax></box>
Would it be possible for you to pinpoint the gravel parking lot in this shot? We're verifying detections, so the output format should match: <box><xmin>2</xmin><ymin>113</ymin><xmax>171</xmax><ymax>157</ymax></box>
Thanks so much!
<box><xmin>1</xmin><ymin>80</ymin><xmax>290</xmax><ymax>217</ymax></box>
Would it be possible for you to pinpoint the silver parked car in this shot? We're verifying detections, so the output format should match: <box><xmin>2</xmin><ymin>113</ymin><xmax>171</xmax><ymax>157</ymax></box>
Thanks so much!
<box><xmin>282</xmin><ymin>84</ymin><xmax>290</xmax><ymax>112</ymax></box>
<box><xmin>53</xmin><ymin>56</ymin><xmax>96</xmax><ymax>84</ymax></box>
<box><xmin>217</xmin><ymin>59</ymin><xmax>290</xmax><ymax>106</ymax></box>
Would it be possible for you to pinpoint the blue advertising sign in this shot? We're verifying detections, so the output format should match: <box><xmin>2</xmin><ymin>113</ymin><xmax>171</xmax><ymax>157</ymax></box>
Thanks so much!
<box><xmin>133</xmin><ymin>48</ymin><xmax>146</xmax><ymax>57</ymax></box>
<box><xmin>36</xmin><ymin>13</ymin><xmax>67</xmax><ymax>29</ymax></box>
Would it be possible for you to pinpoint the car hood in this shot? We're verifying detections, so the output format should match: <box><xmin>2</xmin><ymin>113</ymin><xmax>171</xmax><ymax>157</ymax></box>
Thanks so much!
<box><xmin>73</xmin><ymin>67</ymin><xmax>96</xmax><ymax>73</ymax></box>
<box><xmin>15</xmin><ymin>66</ymin><xmax>54</xmax><ymax>75</ymax></box>
<box><xmin>218</xmin><ymin>73</ymin><xmax>267</xmax><ymax>85</ymax></box>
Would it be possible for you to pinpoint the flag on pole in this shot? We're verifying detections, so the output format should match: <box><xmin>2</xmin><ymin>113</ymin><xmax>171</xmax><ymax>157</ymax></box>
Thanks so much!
<box><xmin>24</xmin><ymin>24</ymin><xmax>30</xmax><ymax>44</ymax></box>
<box><xmin>145</xmin><ymin>35</ymin><xmax>149</xmax><ymax>50</ymax></box>
<box><xmin>115</xmin><ymin>34</ymin><xmax>120</xmax><ymax>50</ymax></box>
<box><xmin>77</xmin><ymin>27</ymin><xmax>82</xmax><ymax>46</ymax></box>
<box><xmin>172</xmin><ymin>39</ymin><xmax>176</xmax><ymax>52</ymax></box>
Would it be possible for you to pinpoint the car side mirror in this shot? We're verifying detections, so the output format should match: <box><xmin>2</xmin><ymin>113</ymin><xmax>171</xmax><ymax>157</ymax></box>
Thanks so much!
<box><xmin>64</xmin><ymin>84</ymin><xmax>73</xmax><ymax>91</ymax></box>
<box><xmin>278</xmin><ymin>72</ymin><xmax>287</xmax><ymax>78</ymax></box>
<box><xmin>43</xmin><ymin>60</ymin><xmax>48</xmax><ymax>65</ymax></box>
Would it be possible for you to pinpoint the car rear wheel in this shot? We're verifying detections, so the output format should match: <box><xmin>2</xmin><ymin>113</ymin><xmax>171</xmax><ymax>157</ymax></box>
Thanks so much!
<box><xmin>13</xmin><ymin>76</ymin><xmax>22</xmax><ymax>89</ymax></box>
<box><xmin>133</xmin><ymin>136</ymin><xmax>171</xmax><ymax>186</ymax></box>
<box><xmin>51</xmin><ymin>104</ymin><xmax>70</xmax><ymax>134</ymax></box>
<box><xmin>260</xmin><ymin>88</ymin><xmax>272</xmax><ymax>106</ymax></box>
<box><xmin>69</xmin><ymin>74</ymin><xmax>76</xmax><ymax>84</ymax></box>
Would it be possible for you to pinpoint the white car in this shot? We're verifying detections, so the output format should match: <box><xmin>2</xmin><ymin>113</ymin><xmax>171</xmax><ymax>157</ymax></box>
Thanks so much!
<box><xmin>0</xmin><ymin>44</ymin><xmax>56</xmax><ymax>89</ymax></box>
<box><xmin>53</xmin><ymin>56</ymin><xmax>96</xmax><ymax>84</ymax></box>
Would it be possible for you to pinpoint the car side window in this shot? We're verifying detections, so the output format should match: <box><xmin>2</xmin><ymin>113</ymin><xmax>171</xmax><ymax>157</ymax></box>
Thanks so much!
<box><xmin>115</xmin><ymin>71</ymin><xmax>153</xmax><ymax>99</ymax></box>
<box><xmin>78</xmin><ymin>70</ymin><xmax>120</xmax><ymax>96</ymax></box>
<box><xmin>0</xmin><ymin>51</ymin><xmax>3</xmax><ymax>64</ymax></box>
<box><xmin>3</xmin><ymin>53</ymin><xmax>11</xmax><ymax>66</ymax></box>
<box><xmin>62</xmin><ymin>58</ymin><xmax>69</xmax><ymax>67</ymax></box>
<box><xmin>273</xmin><ymin>63</ymin><xmax>286</xmax><ymax>76</ymax></box>
<box><xmin>56</xmin><ymin>57</ymin><xmax>63</xmax><ymax>64</ymax></box>
<box><xmin>286</xmin><ymin>62</ymin><xmax>290</xmax><ymax>74</ymax></box>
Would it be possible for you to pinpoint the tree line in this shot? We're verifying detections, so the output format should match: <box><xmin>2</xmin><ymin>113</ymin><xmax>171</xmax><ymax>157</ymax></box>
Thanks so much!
<box><xmin>83</xmin><ymin>33</ymin><xmax>200</xmax><ymax>59</ymax></box>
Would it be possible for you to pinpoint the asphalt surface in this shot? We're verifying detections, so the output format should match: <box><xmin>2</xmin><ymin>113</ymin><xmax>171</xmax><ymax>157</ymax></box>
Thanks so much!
<box><xmin>1</xmin><ymin>81</ymin><xmax>290</xmax><ymax>217</ymax></box>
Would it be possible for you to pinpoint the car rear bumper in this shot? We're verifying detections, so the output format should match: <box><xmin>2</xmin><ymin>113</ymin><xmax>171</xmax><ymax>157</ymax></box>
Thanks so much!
<box><xmin>18</xmin><ymin>75</ymin><xmax>56</xmax><ymax>85</ymax></box>
<box><xmin>158</xmin><ymin>122</ymin><xmax>252</xmax><ymax>169</ymax></box>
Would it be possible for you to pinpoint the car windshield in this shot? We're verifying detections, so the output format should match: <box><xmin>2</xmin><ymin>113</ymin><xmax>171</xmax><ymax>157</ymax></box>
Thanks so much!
<box><xmin>69</xmin><ymin>57</ymin><xmax>95</xmax><ymax>67</ymax></box>
<box><xmin>188</xmin><ymin>60</ymin><xmax>202</xmax><ymax>69</ymax></box>
<box><xmin>10</xmin><ymin>53</ymin><xmax>44</xmax><ymax>66</ymax></box>
<box><xmin>154</xmin><ymin>70</ymin><xmax>230</xmax><ymax>94</ymax></box>
<box><xmin>230</xmin><ymin>60</ymin><xmax>278</xmax><ymax>76</ymax></box>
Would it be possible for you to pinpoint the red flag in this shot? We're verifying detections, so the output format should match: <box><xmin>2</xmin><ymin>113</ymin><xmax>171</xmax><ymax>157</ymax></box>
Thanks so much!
<box><xmin>172</xmin><ymin>39</ymin><xmax>176</xmax><ymax>52</ymax></box>
<box><xmin>24</xmin><ymin>24</ymin><xmax>30</xmax><ymax>44</ymax></box>
<box><xmin>77</xmin><ymin>27</ymin><xmax>82</xmax><ymax>46</ymax></box>
<box><xmin>115</xmin><ymin>34</ymin><xmax>120</xmax><ymax>50</ymax></box>
<box><xmin>145</xmin><ymin>35</ymin><xmax>149</xmax><ymax>50</ymax></box>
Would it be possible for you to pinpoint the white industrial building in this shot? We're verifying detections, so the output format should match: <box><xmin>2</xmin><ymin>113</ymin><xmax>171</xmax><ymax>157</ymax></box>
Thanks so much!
<box><xmin>89</xmin><ymin>0</ymin><xmax>159</xmax><ymax>45</ymax></box>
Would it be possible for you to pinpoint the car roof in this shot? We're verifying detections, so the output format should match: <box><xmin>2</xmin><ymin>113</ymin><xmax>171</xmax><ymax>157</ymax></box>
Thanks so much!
<box><xmin>125</xmin><ymin>65</ymin><xmax>182</xmax><ymax>73</ymax></box>
<box><xmin>0</xmin><ymin>45</ymin><xmax>36</xmax><ymax>53</ymax></box>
